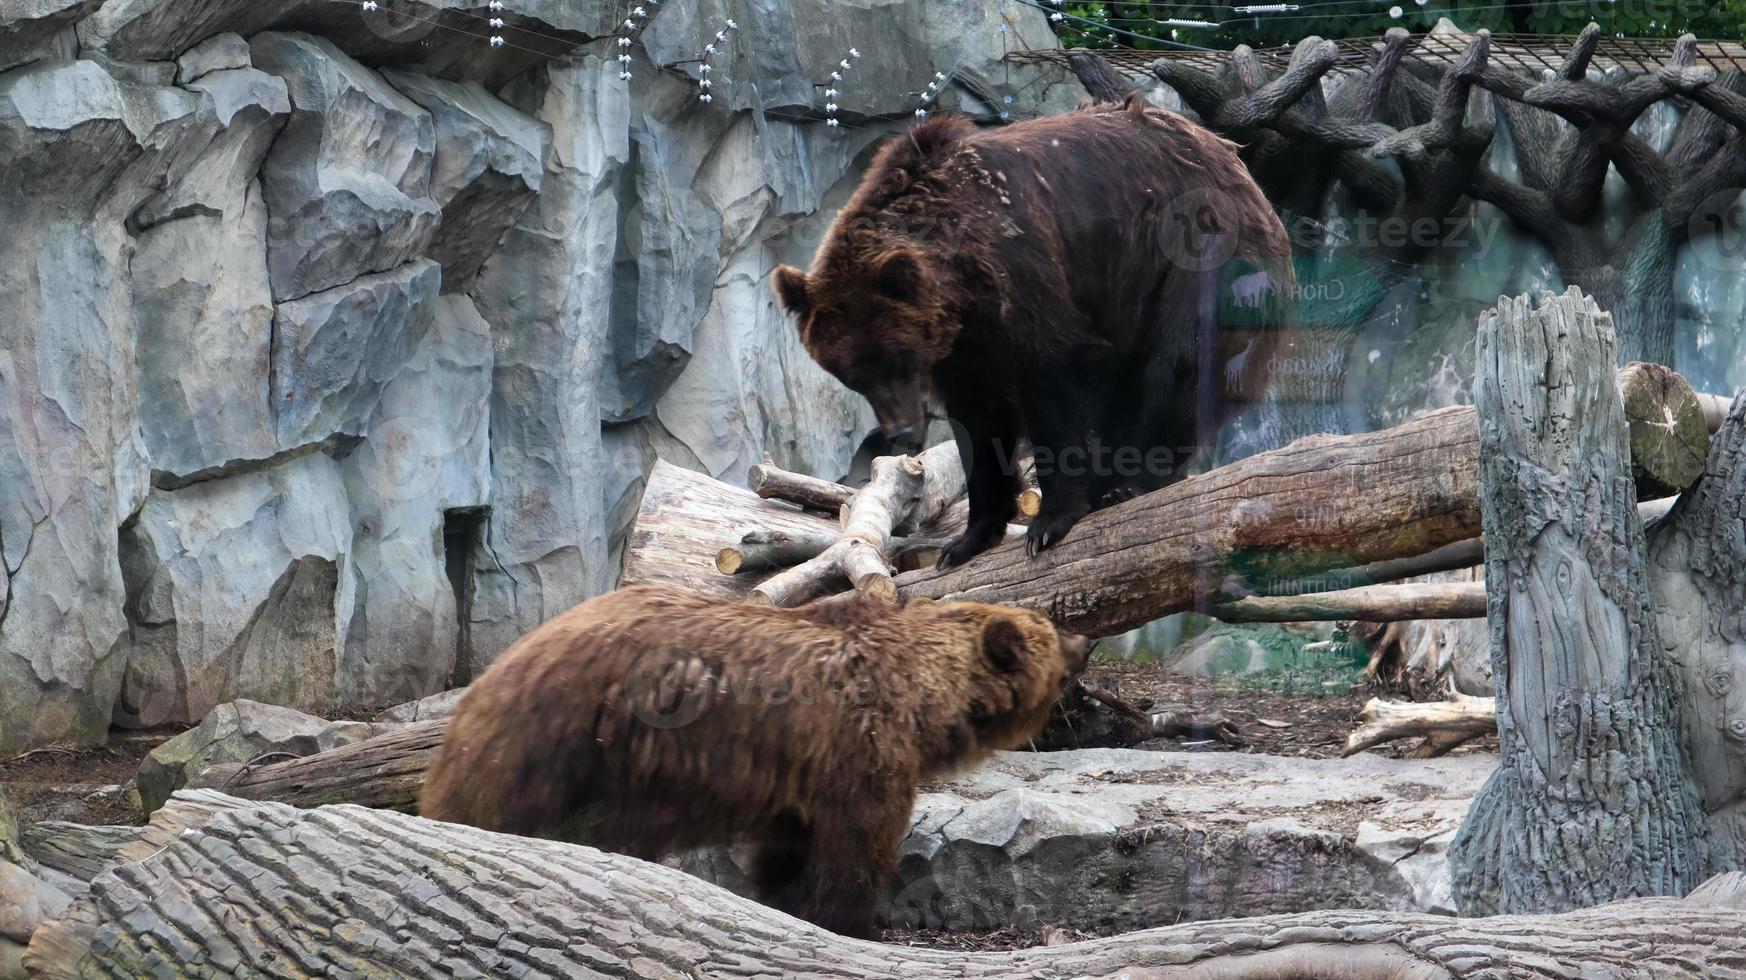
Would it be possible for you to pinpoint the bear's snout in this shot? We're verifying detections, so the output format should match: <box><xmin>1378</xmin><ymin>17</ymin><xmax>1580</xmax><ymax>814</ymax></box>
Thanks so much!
<box><xmin>1060</xmin><ymin>632</ymin><xmax>1092</xmax><ymax>672</ymax></box>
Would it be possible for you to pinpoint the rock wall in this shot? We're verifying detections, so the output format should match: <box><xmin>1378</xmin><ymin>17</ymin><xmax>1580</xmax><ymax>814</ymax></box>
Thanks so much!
<box><xmin>0</xmin><ymin>0</ymin><xmax>1083</xmax><ymax>753</ymax></box>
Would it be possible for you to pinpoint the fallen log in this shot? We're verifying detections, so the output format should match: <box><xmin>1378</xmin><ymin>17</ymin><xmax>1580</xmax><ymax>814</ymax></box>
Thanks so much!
<box><xmin>629</xmin><ymin>370</ymin><xmax>1717</xmax><ymax>634</ymax></box>
<box><xmin>886</xmin><ymin>405</ymin><xmax>1487</xmax><ymax>635</ymax></box>
<box><xmin>27</xmin><ymin>796</ymin><xmax>1746</xmax><ymax>978</ymax></box>
<box><xmin>189</xmin><ymin>719</ymin><xmax>445</xmax><ymax>812</ymax></box>
<box><xmin>1343</xmin><ymin>693</ymin><xmax>1498</xmax><ymax>757</ymax></box>
<box><xmin>1214</xmin><ymin>581</ymin><xmax>1487</xmax><ymax>622</ymax></box>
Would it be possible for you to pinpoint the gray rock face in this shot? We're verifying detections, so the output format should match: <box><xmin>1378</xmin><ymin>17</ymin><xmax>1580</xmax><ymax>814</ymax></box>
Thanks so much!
<box><xmin>0</xmin><ymin>56</ymin><xmax>209</xmax><ymax>755</ymax></box>
<box><xmin>0</xmin><ymin>0</ymin><xmax>92</xmax><ymax>74</ymax></box>
<box><xmin>383</xmin><ymin>71</ymin><xmax>549</xmax><ymax>292</ymax></box>
<box><xmin>250</xmin><ymin>31</ymin><xmax>440</xmax><ymax>302</ymax></box>
<box><xmin>269</xmin><ymin>259</ymin><xmax>441</xmax><ymax>450</ymax></box>
<box><xmin>339</xmin><ymin>294</ymin><xmax>492</xmax><ymax>700</ymax></box>
<box><xmin>115</xmin><ymin>452</ymin><xmax>353</xmax><ymax>728</ymax></box>
<box><xmin>1</xmin><ymin>0</ymin><xmax>1082</xmax><ymax>753</ymax></box>
<box><xmin>135</xmin><ymin>699</ymin><xmax>387</xmax><ymax>814</ymax></box>
<box><xmin>174</xmin><ymin>31</ymin><xmax>249</xmax><ymax>83</ymax></box>
<box><xmin>132</xmin><ymin>69</ymin><xmax>288</xmax><ymax>479</ymax></box>
<box><xmin>690</xmin><ymin>748</ymin><xmax>1491</xmax><ymax>928</ymax></box>
<box><xmin>466</xmin><ymin>53</ymin><xmax>627</xmax><ymax>660</ymax></box>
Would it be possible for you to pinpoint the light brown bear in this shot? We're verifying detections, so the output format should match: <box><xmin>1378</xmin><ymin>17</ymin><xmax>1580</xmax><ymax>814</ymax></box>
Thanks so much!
<box><xmin>419</xmin><ymin>585</ymin><xmax>1090</xmax><ymax>938</ymax></box>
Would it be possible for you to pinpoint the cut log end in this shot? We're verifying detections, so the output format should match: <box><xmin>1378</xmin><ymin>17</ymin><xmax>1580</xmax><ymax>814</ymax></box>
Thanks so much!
<box><xmin>1619</xmin><ymin>360</ymin><xmax>1711</xmax><ymax>498</ymax></box>
<box><xmin>853</xmin><ymin>574</ymin><xmax>898</xmax><ymax>602</ymax></box>
<box><xmin>714</xmin><ymin>548</ymin><xmax>742</xmax><ymax>575</ymax></box>
<box><xmin>1017</xmin><ymin>488</ymin><xmax>1042</xmax><ymax>519</ymax></box>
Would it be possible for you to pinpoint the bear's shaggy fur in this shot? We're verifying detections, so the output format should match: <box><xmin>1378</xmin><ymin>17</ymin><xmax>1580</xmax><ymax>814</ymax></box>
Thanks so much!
<box><xmin>773</xmin><ymin>96</ymin><xmax>1293</xmax><ymax>566</ymax></box>
<box><xmin>419</xmin><ymin>585</ymin><xmax>1090</xmax><ymax>938</ymax></box>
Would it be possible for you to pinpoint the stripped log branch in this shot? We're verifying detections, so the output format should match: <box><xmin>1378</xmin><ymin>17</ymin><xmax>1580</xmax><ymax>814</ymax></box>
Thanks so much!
<box><xmin>1343</xmin><ymin>693</ymin><xmax>1498</xmax><ymax>758</ymax></box>
<box><xmin>714</xmin><ymin>530</ymin><xmax>947</xmax><ymax>575</ymax></box>
<box><xmin>1214</xmin><ymin>581</ymin><xmax>1487</xmax><ymax>622</ymax></box>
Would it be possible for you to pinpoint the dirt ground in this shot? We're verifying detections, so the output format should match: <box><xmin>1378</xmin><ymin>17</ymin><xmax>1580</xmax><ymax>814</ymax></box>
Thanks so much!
<box><xmin>1064</xmin><ymin>661</ymin><xmax>1497</xmax><ymax>760</ymax></box>
<box><xmin>0</xmin><ymin>728</ymin><xmax>180</xmax><ymax>826</ymax></box>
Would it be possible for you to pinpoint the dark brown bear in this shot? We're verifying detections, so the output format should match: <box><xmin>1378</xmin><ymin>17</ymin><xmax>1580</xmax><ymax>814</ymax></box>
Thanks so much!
<box><xmin>419</xmin><ymin>585</ymin><xmax>1090</xmax><ymax>938</ymax></box>
<box><xmin>773</xmin><ymin>96</ymin><xmax>1293</xmax><ymax>566</ymax></box>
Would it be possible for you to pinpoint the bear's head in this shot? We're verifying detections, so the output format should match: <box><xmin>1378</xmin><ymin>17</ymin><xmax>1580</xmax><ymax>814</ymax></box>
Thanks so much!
<box><xmin>770</xmin><ymin>246</ymin><xmax>953</xmax><ymax>446</ymax></box>
<box><xmin>912</xmin><ymin>600</ymin><xmax>1091</xmax><ymax>766</ymax></box>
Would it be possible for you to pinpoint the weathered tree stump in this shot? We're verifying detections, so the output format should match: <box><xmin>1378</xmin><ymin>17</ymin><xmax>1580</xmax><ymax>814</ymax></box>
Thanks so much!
<box><xmin>25</xmin><ymin>795</ymin><xmax>1746</xmax><ymax>978</ymax></box>
<box><xmin>1647</xmin><ymin>387</ymin><xmax>1746</xmax><ymax>870</ymax></box>
<box><xmin>1449</xmin><ymin>288</ymin><xmax>1712</xmax><ymax>914</ymax></box>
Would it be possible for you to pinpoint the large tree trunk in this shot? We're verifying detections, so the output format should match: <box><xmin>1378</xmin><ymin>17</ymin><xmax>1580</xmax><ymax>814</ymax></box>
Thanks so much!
<box><xmin>1647</xmin><ymin>387</ymin><xmax>1746</xmax><ymax>870</ymax></box>
<box><xmin>26</xmin><ymin>793</ymin><xmax>1746</xmax><ymax>979</ymax></box>
<box><xmin>1449</xmin><ymin>288</ymin><xmax>1712</xmax><ymax>914</ymax></box>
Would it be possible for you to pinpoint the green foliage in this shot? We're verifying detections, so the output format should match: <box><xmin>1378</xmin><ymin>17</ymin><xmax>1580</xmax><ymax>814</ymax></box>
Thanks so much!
<box><xmin>1049</xmin><ymin>1</ymin><xmax>1746</xmax><ymax>51</ymax></box>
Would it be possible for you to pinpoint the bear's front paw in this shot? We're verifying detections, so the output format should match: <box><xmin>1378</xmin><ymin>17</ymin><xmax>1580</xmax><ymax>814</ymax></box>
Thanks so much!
<box><xmin>937</xmin><ymin>533</ymin><xmax>992</xmax><ymax>569</ymax></box>
<box><xmin>1025</xmin><ymin>506</ymin><xmax>1088</xmax><ymax>557</ymax></box>
<box><xmin>936</xmin><ymin>521</ymin><xmax>1006</xmax><ymax>569</ymax></box>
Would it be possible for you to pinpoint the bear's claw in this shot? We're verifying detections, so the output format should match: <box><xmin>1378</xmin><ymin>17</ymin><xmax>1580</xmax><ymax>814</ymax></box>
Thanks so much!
<box><xmin>1024</xmin><ymin>515</ymin><xmax>1075</xmax><ymax>557</ymax></box>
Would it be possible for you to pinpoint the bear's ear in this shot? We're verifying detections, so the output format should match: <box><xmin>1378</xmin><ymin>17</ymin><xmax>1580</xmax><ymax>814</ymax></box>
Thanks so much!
<box><xmin>981</xmin><ymin>616</ymin><xmax>1028</xmax><ymax>673</ymax></box>
<box><xmin>772</xmin><ymin>265</ymin><xmax>811</xmax><ymax>317</ymax></box>
<box><xmin>872</xmin><ymin>249</ymin><xmax>923</xmax><ymax>304</ymax></box>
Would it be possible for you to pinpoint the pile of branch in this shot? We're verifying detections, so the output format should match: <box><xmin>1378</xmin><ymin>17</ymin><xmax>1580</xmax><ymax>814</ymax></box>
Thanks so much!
<box><xmin>26</xmin><ymin>793</ymin><xmax>1746</xmax><ymax>978</ymax></box>
<box><xmin>741</xmin><ymin>442</ymin><xmax>967</xmax><ymax>606</ymax></box>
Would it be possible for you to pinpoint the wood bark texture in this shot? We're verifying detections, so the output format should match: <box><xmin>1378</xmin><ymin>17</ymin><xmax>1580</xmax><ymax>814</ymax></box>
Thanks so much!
<box><xmin>1448</xmin><ymin>287</ymin><xmax>1712</xmax><ymax>915</ymax></box>
<box><xmin>1646</xmin><ymin>386</ymin><xmax>1746</xmax><ymax>870</ymax></box>
<box><xmin>26</xmin><ymin>795</ymin><xmax>1746</xmax><ymax>980</ymax></box>
<box><xmin>192</xmin><ymin>718</ymin><xmax>446</xmax><ymax>812</ymax></box>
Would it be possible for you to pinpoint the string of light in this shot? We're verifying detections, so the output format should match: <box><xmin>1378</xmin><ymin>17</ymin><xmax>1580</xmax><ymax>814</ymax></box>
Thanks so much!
<box><xmin>823</xmin><ymin>47</ymin><xmax>863</xmax><ymax>127</ymax></box>
<box><xmin>696</xmin><ymin>18</ymin><xmax>737</xmax><ymax>102</ymax></box>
